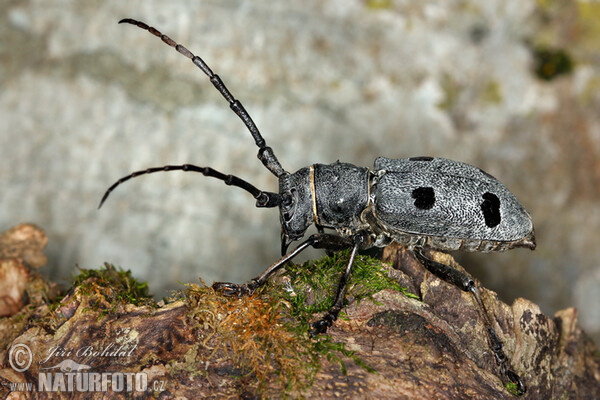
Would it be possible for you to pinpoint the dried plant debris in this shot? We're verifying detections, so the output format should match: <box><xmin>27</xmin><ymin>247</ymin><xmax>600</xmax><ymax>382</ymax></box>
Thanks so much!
<box><xmin>182</xmin><ymin>251</ymin><xmax>409</xmax><ymax>395</ymax></box>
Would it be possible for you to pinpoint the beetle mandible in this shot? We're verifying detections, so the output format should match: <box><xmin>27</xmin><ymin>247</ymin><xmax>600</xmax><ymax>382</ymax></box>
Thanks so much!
<box><xmin>99</xmin><ymin>18</ymin><xmax>536</xmax><ymax>395</ymax></box>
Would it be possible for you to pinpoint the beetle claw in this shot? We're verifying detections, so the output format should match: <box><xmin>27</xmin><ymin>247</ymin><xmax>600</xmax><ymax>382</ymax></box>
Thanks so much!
<box><xmin>212</xmin><ymin>281</ymin><xmax>255</xmax><ymax>297</ymax></box>
<box><xmin>309</xmin><ymin>314</ymin><xmax>335</xmax><ymax>337</ymax></box>
<box><xmin>505</xmin><ymin>368</ymin><xmax>526</xmax><ymax>395</ymax></box>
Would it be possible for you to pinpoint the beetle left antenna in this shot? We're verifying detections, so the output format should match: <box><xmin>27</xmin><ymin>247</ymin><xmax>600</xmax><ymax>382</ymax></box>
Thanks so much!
<box><xmin>118</xmin><ymin>18</ymin><xmax>287</xmax><ymax>178</ymax></box>
<box><xmin>98</xmin><ymin>164</ymin><xmax>281</xmax><ymax>209</ymax></box>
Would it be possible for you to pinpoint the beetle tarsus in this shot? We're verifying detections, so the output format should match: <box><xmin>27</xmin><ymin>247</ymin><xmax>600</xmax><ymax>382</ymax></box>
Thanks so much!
<box><xmin>212</xmin><ymin>281</ymin><xmax>257</xmax><ymax>297</ymax></box>
<box><xmin>505</xmin><ymin>369</ymin><xmax>526</xmax><ymax>395</ymax></box>
<box><xmin>310</xmin><ymin>313</ymin><xmax>336</xmax><ymax>337</ymax></box>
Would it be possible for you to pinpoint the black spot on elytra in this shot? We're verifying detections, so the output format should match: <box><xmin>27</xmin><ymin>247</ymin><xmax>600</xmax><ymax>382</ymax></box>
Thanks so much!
<box><xmin>412</xmin><ymin>187</ymin><xmax>435</xmax><ymax>210</ymax></box>
<box><xmin>409</xmin><ymin>156</ymin><xmax>434</xmax><ymax>162</ymax></box>
<box><xmin>481</xmin><ymin>192</ymin><xmax>501</xmax><ymax>228</ymax></box>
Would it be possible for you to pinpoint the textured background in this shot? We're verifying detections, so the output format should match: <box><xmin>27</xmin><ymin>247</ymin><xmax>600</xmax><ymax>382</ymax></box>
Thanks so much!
<box><xmin>1</xmin><ymin>1</ymin><xmax>599</xmax><ymax>343</ymax></box>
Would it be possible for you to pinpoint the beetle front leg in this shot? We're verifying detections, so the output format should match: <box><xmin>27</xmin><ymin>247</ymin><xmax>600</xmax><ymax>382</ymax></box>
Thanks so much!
<box><xmin>413</xmin><ymin>248</ymin><xmax>526</xmax><ymax>395</ymax></box>
<box><xmin>212</xmin><ymin>233</ymin><xmax>354</xmax><ymax>297</ymax></box>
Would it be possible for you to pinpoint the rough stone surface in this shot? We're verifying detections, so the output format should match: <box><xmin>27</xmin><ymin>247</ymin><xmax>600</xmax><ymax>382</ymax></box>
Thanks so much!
<box><xmin>1</xmin><ymin>1</ymin><xmax>600</xmax><ymax>344</ymax></box>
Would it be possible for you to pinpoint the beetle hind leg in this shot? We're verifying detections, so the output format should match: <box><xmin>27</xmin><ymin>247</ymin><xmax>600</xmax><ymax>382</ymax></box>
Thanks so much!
<box><xmin>412</xmin><ymin>248</ymin><xmax>526</xmax><ymax>395</ymax></box>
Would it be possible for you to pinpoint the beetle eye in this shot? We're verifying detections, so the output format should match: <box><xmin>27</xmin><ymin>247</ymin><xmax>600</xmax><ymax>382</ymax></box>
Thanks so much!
<box><xmin>282</xmin><ymin>190</ymin><xmax>296</xmax><ymax>222</ymax></box>
<box><xmin>282</xmin><ymin>193</ymin><xmax>293</xmax><ymax>208</ymax></box>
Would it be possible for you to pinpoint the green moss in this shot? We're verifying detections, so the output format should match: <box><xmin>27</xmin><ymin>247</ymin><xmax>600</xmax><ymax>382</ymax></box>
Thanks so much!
<box><xmin>282</xmin><ymin>250</ymin><xmax>417</xmax><ymax>314</ymax></box>
<box><xmin>182</xmin><ymin>251</ymin><xmax>416</xmax><ymax>395</ymax></box>
<box><xmin>505</xmin><ymin>380</ymin><xmax>524</xmax><ymax>396</ymax></box>
<box><xmin>280</xmin><ymin>251</ymin><xmax>416</xmax><ymax>379</ymax></box>
<box><xmin>276</xmin><ymin>251</ymin><xmax>416</xmax><ymax>379</ymax></box>
<box><xmin>72</xmin><ymin>263</ymin><xmax>154</xmax><ymax>307</ymax></box>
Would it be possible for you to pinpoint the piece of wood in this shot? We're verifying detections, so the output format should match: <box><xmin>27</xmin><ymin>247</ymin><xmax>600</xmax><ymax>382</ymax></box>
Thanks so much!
<box><xmin>0</xmin><ymin>225</ymin><xmax>598</xmax><ymax>399</ymax></box>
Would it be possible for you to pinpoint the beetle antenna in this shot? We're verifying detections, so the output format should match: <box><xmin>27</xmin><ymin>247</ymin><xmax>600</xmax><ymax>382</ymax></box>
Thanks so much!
<box><xmin>119</xmin><ymin>18</ymin><xmax>287</xmax><ymax>178</ymax></box>
<box><xmin>98</xmin><ymin>164</ymin><xmax>281</xmax><ymax>209</ymax></box>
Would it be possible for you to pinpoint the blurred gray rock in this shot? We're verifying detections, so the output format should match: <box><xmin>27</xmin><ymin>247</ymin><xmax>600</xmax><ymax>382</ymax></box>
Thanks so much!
<box><xmin>1</xmin><ymin>1</ymin><xmax>599</xmax><ymax>343</ymax></box>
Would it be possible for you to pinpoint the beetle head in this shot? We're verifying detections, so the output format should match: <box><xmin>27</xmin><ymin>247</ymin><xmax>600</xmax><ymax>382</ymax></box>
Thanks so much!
<box><xmin>278</xmin><ymin>168</ymin><xmax>314</xmax><ymax>254</ymax></box>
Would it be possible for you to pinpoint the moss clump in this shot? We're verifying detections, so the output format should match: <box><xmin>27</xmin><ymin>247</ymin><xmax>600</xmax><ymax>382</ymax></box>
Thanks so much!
<box><xmin>281</xmin><ymin>250</ymin><xmax>418</xmax><ymax>324</ymax></box>
<box><xmin>184</xmin><ymin>282</ymin><xmax>318</xmax><ymax>394</ymax></box>
<box><xmin>71</xmin><ymin>263</ymin><xmax>155</xmax><ymax>308</ymax></box>
<box><xmin>37</xmin><ymin>264</ymin><xmax>156</xmax><ymax>332</ymax></box>
<box><xmin>505</xmin><ymin>381</ymin><xmax>523</xmax><ymax>397</ymax></box>
<box><xmin>47</xmin><ymin>263</ymin><xmax>155</xmax><ymax>319</ymax></box>
<box><xmin>183</xmin><ymin>251</ymin><xmax>416</xmax><ymax>396</ymax></box>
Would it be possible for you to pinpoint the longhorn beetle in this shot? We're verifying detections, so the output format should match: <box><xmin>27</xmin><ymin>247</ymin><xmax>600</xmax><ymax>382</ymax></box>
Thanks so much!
<box><xmin>100</xmin><ymin>18</ymin><xmax>536</xmax><ymax>394</ymax></box>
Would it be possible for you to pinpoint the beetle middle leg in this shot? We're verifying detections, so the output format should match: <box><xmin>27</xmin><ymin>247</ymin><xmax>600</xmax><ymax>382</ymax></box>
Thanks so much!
<box><xmin>309</xmin><ymin>233</ymin><xmax>364</xmax><ymax>336</ymax></box>
<box><xmin>413</xmin><ymin>248</ymin><xmax>526</xmax><ymax>395</ymax></box>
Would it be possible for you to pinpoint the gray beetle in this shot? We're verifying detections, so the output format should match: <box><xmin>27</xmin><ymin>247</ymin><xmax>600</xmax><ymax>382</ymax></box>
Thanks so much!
<box><xmin>100</xmin><ymin>19</ymin><xmax>535</xmax><ymax>395</ymax></box>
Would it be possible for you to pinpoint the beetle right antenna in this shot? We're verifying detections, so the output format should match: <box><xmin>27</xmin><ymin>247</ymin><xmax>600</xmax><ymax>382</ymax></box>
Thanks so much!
<box><xmin>119</xmin><ymin>18</ymin><xmax>287</xmax><ymax>178</ymax></box>
<box><xmin>98</xmin><ymin>164</ymin><xmax>281</xmax><ymax>209</ymax></box>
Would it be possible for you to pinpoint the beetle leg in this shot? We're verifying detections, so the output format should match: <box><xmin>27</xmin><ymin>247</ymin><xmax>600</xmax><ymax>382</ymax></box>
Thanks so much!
<box><xmin>413</xmin><ymin>248</ymin><xmax>526</xmax><ymax>395</ymax></box>
<box><xmin>310</xmin><ymin>233</ymin><xmax>365</xmax><ymax>336</ymax></box>
<box><xmin>213</xmin><ymin>233</ymin><xmax>354</xmax><ymax>296</ymax></box>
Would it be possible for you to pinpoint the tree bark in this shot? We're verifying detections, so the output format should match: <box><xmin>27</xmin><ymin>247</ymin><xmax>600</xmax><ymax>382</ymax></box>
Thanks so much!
<box><xmin>0</xmin><ymin>224</ymin><xmax>598</xmax><ymax>399</ymax></box>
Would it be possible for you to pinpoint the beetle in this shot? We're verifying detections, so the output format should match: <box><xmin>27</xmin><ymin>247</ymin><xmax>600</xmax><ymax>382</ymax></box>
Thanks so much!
<box><xmin>100</xmin><ymin>18</ymin><xmax>535</xmax><ymax>394</ymax></box>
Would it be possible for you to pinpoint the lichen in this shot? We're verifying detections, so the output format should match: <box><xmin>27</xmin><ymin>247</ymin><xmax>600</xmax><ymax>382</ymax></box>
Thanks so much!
<box><xmin>437</xmin><ymin>73</ymin><xmax>461</xmax><ymax>111</ymax></box>
<box><xmin>366</xmin><ymin>0</ymin><xmax>393</xmax><ymax>10</ymax></box>
<box><xmin>481</xmin><ymin>80</ymin><xmax>502</xmax><ymax>104</ymax></box>
<box><xmin>577</xmin><ymin>2</ymin><xmax>600</xmax><ymax>54</ymax></box>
